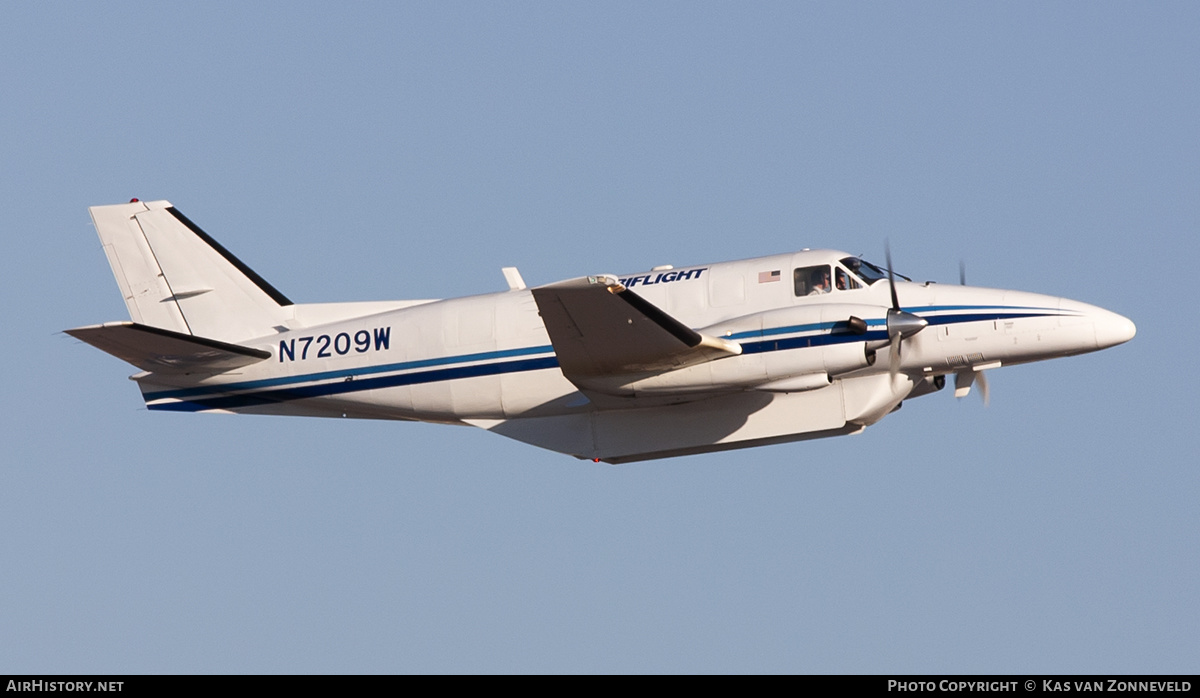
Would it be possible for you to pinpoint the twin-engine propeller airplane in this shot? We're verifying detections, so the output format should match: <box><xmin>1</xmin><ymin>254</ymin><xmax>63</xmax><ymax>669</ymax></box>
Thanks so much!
<box><xmin>68</xmin><ymin>200</ymin><xmax>1135</xmax><ymax>463</ymax></box>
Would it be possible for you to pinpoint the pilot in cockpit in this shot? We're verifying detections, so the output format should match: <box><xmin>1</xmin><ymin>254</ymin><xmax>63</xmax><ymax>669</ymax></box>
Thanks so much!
<box><xmin>809</xmin><ymin>268</ymin><xmax>831</xmax><ymax>295</ymax></box>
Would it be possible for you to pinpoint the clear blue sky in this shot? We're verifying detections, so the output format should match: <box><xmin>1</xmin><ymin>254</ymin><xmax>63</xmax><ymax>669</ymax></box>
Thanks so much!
<box><xmin>2</xmin><ymin>2</ymin><xmax>1196</xmax><ymax>673</ymax></box>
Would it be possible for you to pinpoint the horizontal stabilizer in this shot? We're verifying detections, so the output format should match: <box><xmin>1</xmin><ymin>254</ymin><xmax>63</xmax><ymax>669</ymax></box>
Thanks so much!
<box><xmin>65</xmin><ymin>322</ymin><xmax>271</xmax><ymax>374</ymax></box>
<box><xmin>531</xmin><ymin>275</ymin><xmax>740</xmax><ymax>382</ymax></box>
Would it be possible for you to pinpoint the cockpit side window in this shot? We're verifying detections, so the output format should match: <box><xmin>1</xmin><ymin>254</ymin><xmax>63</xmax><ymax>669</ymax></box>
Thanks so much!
<box><xmin>835</xmin><ymin>266</ymin><xmax>861</xmax><ymax>291</ymax></box>
<box><xmin>794</xmin><ymin>265</ymin><xmax>833</xmax><ymax>296</ymax></box>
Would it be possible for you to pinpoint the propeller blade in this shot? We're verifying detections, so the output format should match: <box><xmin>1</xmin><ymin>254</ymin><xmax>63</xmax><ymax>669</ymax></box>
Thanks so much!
<box><xmin>889</xmin><ymin>333</ymin><xmax>902</xmax><ymax>380</ymax></box>
<box><xmin>976</xmin><ymin>369</ymin><xmax>990</xmax><ymax>406</ymax></box>
<box><xmin>952</xmin><ymin>368</ymin><xmax>990</xmax><ymax>405</ymax></box>
<box><xmin>882</xmin><ymin>243</ymin><xmax>927</xmax><ymax>385</ymax></box>
<box><xmin>885</xmin><ymin>241</ymin><xmax>900</xmax><ymax>311</ymax></box>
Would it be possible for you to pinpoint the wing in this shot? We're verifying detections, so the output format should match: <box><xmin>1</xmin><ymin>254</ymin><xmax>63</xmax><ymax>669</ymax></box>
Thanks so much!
<box><xmin>530</xmin><ymin>275</ymin><xmax>740</xmax><ymax>392</ymax></box>
<box><xmin>65</xmin><ymin>322</ymin><xmax>271</xmax><ymax>374</ymax></box>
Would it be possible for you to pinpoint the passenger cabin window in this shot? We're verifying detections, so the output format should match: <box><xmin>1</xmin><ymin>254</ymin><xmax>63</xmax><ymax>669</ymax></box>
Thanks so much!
<box><xmin>794</xmin><ymin>265</ymin><xmax>833</xmax><ymax>296</ymax></box>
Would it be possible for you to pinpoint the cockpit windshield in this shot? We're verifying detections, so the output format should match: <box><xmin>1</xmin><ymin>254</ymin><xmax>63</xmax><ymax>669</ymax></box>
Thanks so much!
<box><xmin>840</xmin><ymin>256</ymin><xmax>909</xmax><ymax>285</ymax></box>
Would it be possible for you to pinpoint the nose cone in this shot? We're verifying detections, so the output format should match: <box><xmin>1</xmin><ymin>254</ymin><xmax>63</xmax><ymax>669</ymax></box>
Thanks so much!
<box><xmin>1093</xmin><ymin>309</ymin><xmax>1136</xmax><ymax>349</ymax></box>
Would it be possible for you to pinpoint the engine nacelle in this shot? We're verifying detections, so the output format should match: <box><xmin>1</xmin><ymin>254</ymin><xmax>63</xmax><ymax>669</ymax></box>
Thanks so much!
<box><xmin>596</xmin><ymin>303</ymin><xmax>886</xmax><ymax>396</ymax></box>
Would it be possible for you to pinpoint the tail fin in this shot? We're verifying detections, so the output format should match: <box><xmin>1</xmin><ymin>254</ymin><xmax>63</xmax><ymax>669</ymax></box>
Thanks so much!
<box><xmin>90</xmin><ymin>200</ymin><xmax>292</xmax><ymax>342</ymax></box>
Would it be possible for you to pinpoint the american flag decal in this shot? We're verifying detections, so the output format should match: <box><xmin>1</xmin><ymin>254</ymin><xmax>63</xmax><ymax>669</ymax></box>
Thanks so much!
<box><xmin>758</xmin><ymin>270</ymin><xmax>781</xmax><ymax>283</ymax></box>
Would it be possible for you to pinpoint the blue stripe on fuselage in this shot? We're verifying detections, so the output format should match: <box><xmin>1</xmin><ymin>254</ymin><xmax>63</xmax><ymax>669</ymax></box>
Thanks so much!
<box><xmin>148</xmin><ymin>356</ymin><xmax>561</xmax><ymax>412</ymax></box>
<box><xmin>144</xmin><ymin>307</ymin><xmax>1067</xmax><ymax>410</ymax></box>
<box><xmin>142</xmin><ymin>343</ymin><xmax>556</xmax><ymax>401</ymax></box>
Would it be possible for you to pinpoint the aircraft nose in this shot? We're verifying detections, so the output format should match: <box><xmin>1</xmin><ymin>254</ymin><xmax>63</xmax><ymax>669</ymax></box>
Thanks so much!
<box><xmin>1092</xmin><ymin>308</ymin><xmax>1136</xmax><ymax>349</ymax></box>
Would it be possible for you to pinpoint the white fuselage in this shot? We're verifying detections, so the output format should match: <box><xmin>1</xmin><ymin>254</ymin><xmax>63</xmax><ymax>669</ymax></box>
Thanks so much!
<box><xmin>137</xmin><ymin>249</ymin><xmax>1134</xmax><ymax>431</ymax></box>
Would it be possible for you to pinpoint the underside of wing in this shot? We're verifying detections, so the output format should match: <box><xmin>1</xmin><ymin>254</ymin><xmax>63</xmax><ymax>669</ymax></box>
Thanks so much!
<box><xmin>530</xmin><ymin>275</ymin><xmax>740</xmax><ymax>392</ymax></box>
<box><xmin>65</xmin><ymin>322</ymin><xmax>271</xmax><ymax>374</ymax></box>
<box><xmin>466</xmin><ymin>386</ymin><xmax>858</xmax><ymax>463</ymax></box>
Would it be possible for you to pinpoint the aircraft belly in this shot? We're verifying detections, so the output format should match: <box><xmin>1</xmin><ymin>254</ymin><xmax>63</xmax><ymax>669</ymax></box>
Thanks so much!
<box><xmin>450</xmin><ymin>375</ymin><xmax>504</xmax><ymax>418</ymax></box>
<box><xmin>339</xmin><ymin>384</ymin><xmax>416</xmax><ymax>418</ymax></box>
<box><xmin>407</xmin><ymin>379</ymin><xmax>451</xmax><ymax>416</ymax></box>
<box><xmin>499</xmin><ymin>369</ymin><xmax>582</xmax><ymax>417</ymax></box>
<box><xmin>226</xmin><ymin>397</ymin><xmax>422</xmax><ymax>422</ymax></box>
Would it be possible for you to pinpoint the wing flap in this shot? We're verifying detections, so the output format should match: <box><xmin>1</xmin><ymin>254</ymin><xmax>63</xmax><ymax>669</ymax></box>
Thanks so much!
<box><xmin>65</xmin><ymin>322</ymin><xmax>271</xmax><ymax>374</ymax></box>
<box><xmin>530</xmin><ymin>275</ymin><xmax>740</xmax><ymax>381</ymax></box>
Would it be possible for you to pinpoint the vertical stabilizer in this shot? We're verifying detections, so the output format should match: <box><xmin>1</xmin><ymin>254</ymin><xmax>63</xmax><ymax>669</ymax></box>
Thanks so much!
<box><xmin>91</xmin><ymin>201</ymin><xmax>190</xmax><ymax>334</ymax></box>
<box><xmin>89</xmin><ymin>200</ymin><xmax>292</xmax><ymax>342</ymax></box>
